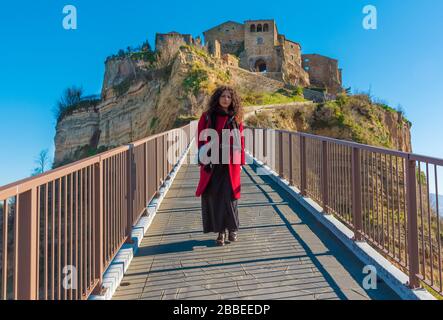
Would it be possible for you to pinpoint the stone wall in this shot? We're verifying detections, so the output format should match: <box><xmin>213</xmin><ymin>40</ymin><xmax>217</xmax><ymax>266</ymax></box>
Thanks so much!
<box><xmin>227</xmin><ymin>65</ymin><xmax>285</xmax><ymax>93</ymax></box>
<box><xmin>203</xmin><ymin>21</ymin><xmax>244</xmax><ymax>56</ymax></box>
<box><xmin>207</xmin><ymin>39</ymin><xmax>221</xmax><ymax>59</ymax></box>
<box><xmin>155</xmin><ymin>32</ymin><xmax>194</xmax><ymax>64</ymax></box>
<box><xmin>280</xmin><ymin>38</ymin><xmax>309</xmax><ymax>87</ymax></box>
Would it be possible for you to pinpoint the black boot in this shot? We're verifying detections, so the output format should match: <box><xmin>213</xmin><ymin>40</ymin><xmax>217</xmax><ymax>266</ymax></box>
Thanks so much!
<box><xmin>216</xmin><ymin>231</ymin><xmax>226</xmax><ymax>246</ymax></box>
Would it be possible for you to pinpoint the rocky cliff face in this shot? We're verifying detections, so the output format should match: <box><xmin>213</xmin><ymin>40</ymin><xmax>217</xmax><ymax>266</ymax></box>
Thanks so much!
<box><xmin>54</xmin><ymin>45</ymin><xmax>286</xmax><ymax>166</ymax></box>
<box><xmin>245</xmin><ymin>94</ymin><xmax>412</xmax><ymax>152</ymax></box>
<box><xmin>54</xmin><ymin>44</ymin><xmax>413</xmax><ymax>166</ymax></box>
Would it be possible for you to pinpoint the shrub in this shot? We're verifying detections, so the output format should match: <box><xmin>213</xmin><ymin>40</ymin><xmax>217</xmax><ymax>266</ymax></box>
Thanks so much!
<box><xmin>312</xmin><ymin>101</ymin><xmax>347</xmax><ymax>129</ymax></box>
<box><xmin>150</xmin><ymin>116</ymin><xmax>159</xmax><ymax>129</ymax></box>
<box><xmin>130</xmin><ymin>51</ymin><xmax>156</xmax><ymax>63</ymax></box>
<box><xmin>245</xmin><ymin>111</ymin><xmax>275</xmax><ymax>128</ymax></box>
<box><xmin>183</xmin><ymin>64</ymin><xmax>209</xmax><ymax>95</ymax></box>
<box><xmin>113</xmin><ymin>77</ymin><xmax>133</xmax><ymax>97</ymax></box>
<box><xmin>55</xmin><ymin>86</ymin><xmax>101</xmax><ymax>122</ymax></box>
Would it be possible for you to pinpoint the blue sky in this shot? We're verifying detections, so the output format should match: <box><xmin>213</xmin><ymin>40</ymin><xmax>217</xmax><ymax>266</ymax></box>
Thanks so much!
<box><xmin>0</xmin><ymin>0</ymin><xmax>442</xmax><ymax>188</ymax></box>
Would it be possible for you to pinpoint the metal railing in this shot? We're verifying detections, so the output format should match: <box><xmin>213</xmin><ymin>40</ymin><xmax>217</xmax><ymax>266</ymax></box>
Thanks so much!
<box><xmin>245</xmin><ymin>126</ymin><xmax>443</xmax><ymax>296</ymax></box>
<box><xmin>0</xmin><ymin>122</ymin><xmax>196</xmax><ymax>300</ymax></box>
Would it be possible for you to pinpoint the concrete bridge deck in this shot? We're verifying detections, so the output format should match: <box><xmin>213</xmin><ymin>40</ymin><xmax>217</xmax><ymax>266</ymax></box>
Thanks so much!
<box><xmin>113</xmin><ymin>153</ymin><xmax>399</xmax><ymax>300</ymax></box>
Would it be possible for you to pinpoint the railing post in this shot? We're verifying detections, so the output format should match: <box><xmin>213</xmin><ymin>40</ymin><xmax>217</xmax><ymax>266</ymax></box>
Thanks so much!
<box><xmin>252</xmin><ymin>127</ymin><xmax>255</xmax><ymax>158</ymax></box>
<box><xmin>278</xmin><ymin>132</ymin><xmax>284</xmax><ymax>177</ymax></box>
<box><xmin>126</xmin><ymin>144</ymin><xmax>134</xmax><ymax>243</ymax></box>
<box><xmin>406</xmin><ymin>158</ymin><xmax>420</xmax><ymax>289</ymax></box>
<box><xmin>163</xmin><ymin>134</ymin><xmax>167</xmax><ymax>179</ymax></box>
<box><xmin>300</xmin><ymin>135</ymin><xmax>307</xmax><ymax>196</ymax></box>
<box><xmin>93</xmin><ymin>160</ymin><xmax>105</xmax><ymax>295</ymax></box>
<box><xmin>289</xmin><ymin>134</ymin><xmax>294</xmax><ymax>185</ymax></box>
<box><xmin>352</xmin><ymin>147</ymin><xmax>363</xmax><ymax>241</ymax></box>
<box><xmin>16</xmin><ymin>188</ymin><xmax>39</xmax><ymax>299</ymax></box>
<box><xmin>263</xmin><ymin>129</ymin><xmax>267</xmax><ymax>164</ymax></box>
<box><xmin>155</xmin><ymin>137</ymin><xmax>161</xmax><ymax>196</ymax></box>
<box><xmin>144</xmin><ymin>142</ymin><xmax>149</xmax><ymax>205</ymax></box>
<box><xmin>322</xmin><ymin>141</ymin><xmax>329</xmax><ymax>213</ymax></box>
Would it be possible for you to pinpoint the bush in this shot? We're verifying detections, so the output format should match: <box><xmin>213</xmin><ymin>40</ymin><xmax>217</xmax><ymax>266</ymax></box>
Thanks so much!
<box><xmin>336</xmin><ymin>93</ymin><xmax>349</xmax><ymax>107</ymax></box>
<box><xmin>312</xmin><ymin>101</ymin><xmax>346</xmax><ymax>129</ymax></box>
<box><xmin>130</xmin><ymin>51</ymin><xmax>156</xmax><ymax>63</ymax></box>
<box><xmin>106</xmin><ymin>39</ymin><xmax>155</xmax><ymax>63</ymax></box>
<box><xmin>55</xmin><ymin>86</ymin><xmax>100</xmax><ymax>122</ymax></box>
<box><xmin>183</xmin><ymin>64</ymin><xmax>209</xmax><ymax>95</ymax></box>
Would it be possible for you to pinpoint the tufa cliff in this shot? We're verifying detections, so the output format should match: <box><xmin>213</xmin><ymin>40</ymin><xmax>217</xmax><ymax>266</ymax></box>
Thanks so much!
<box><xmin>54</xmin><ymin>43</ymin><xmax>412</xmax><ymax>167</ymax></box>
<box><xmin>54</xmin><ymin>44</ymin><xmax>288</xmax><ymax>166</ymax></box>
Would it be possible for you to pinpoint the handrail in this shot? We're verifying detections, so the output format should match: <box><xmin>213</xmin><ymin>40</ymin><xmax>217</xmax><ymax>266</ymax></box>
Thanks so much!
<box><xmin>0</xmin><ymin>121</ymin><xmax>198</xmax><ymax>300</ymax></box>
<box><xmin>0</xmin><ymin>128</ymin><xmax>181</xmax><ymax>197</ymax></box>
<box><xmin>245</xmin><ymin>126</ymin><xmax>443</xmax><ymax>296</ymax></box>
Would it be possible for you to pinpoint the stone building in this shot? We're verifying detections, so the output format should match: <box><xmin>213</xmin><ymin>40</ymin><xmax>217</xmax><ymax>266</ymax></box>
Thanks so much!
<box><xmin>302</xmin><ymin>54</ymin><xmax>343</xmax><ymax>94</ymax></box>
<box><xmin>155</xmin><ymin>31</ymin><xmax>202</xmax><ymax>62</ymax></box>
<box><xmin>203</xmin><ymin>19</ymin><xmax>309</xmax><ymax>87</ymax></box>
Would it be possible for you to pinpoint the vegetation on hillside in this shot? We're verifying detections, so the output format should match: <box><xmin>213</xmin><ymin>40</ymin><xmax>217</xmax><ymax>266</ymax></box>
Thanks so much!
<box><xmin>105</xmin><ymin>40</ymin><xmax>156</xmax><ymax>64</ymax></box>
<box><xmin>181</xmin><ymin>45</ymin><xmax>231</xmax><ymax>95</ymax></box>
<box><xmin>241</xmin><ymin>87</ymin><xmax>305</xmax><ymax>106</ymax></box>
<box><xmin>246</xmin><ymin>93</ymin><xmax>411</xmax><ymax>150</ymax></box>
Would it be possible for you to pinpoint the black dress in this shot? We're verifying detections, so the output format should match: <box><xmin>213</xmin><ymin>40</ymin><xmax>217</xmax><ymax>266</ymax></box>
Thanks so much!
<box><xmin>200</xmin><ymin>110</ymin><xmax>240</xmax><ymax>234</ymax></box>
<box><xmin>201</xmin><ymin>163</ymin><xmax>239</xmax><ymax>233</ymax></box>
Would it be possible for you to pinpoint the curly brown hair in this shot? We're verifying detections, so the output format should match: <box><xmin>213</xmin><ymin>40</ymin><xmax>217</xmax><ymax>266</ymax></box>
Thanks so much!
<box><xmin>206</xmin><ymin>85</ymin><xmax>244</xmax><ymax>124</ymax></box>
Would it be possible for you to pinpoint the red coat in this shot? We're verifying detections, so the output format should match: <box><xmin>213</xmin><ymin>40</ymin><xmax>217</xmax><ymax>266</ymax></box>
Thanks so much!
<box><xmin>195</xmin><ymin>111</ymin><xmax>245</xmax><ymax>200</ymax></box>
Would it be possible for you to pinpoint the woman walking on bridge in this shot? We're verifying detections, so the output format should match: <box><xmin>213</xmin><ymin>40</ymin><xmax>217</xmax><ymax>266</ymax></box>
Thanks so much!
<box><xmin>195</xmin><ymin>85</ymin><xmax>245</xmax><ymax>246</ymax></box>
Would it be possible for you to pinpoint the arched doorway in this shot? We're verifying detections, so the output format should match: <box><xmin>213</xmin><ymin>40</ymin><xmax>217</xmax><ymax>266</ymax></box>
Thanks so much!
<box><xmin>254</xmin><ymin>59</ymin><xmax>267</xmax><ymax>72</ymax></box>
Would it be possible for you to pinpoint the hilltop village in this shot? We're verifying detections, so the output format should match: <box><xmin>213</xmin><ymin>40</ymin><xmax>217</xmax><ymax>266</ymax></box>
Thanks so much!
<box><xmin>155</xmin><ymin>19</ymin><xmax>343</xmax><ymax>95</ymax></box>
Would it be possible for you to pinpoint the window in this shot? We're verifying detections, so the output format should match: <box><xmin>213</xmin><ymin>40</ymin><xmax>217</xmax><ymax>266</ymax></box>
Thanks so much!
<box><xmin>257</xmin><ymin>24</ymin><xmax>262</xmax><ymax>32</ymax></box>
<box><xmin>263</xmin><ymin>23</ymin><xmax>269</xmax><ymax>32</ymax></box>
<box><xmin>304</xmin><ymin>66</ymin><xmax>310</xmax><ymax>71</ymax></box>
<box><xmin>304</xmin><ymin>58</ymin><xmax>310</xmax><ymax>63</ymax></box>
<box><xmin>250</xmin><ymin>24</ymin><xmax>256</xmax><ymax>32</ymax></box>
<box><xmin>257</xmin><ymin>37</ymin><xmax>263</xmax><ymax>45</ymax></box>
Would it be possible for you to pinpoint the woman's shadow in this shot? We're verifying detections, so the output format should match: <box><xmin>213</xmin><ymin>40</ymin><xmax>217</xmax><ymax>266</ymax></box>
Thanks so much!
<box><xmin>137</xmin><ymin>239</ymin><xmax>218</xmax><ymax>256</ymax></box>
